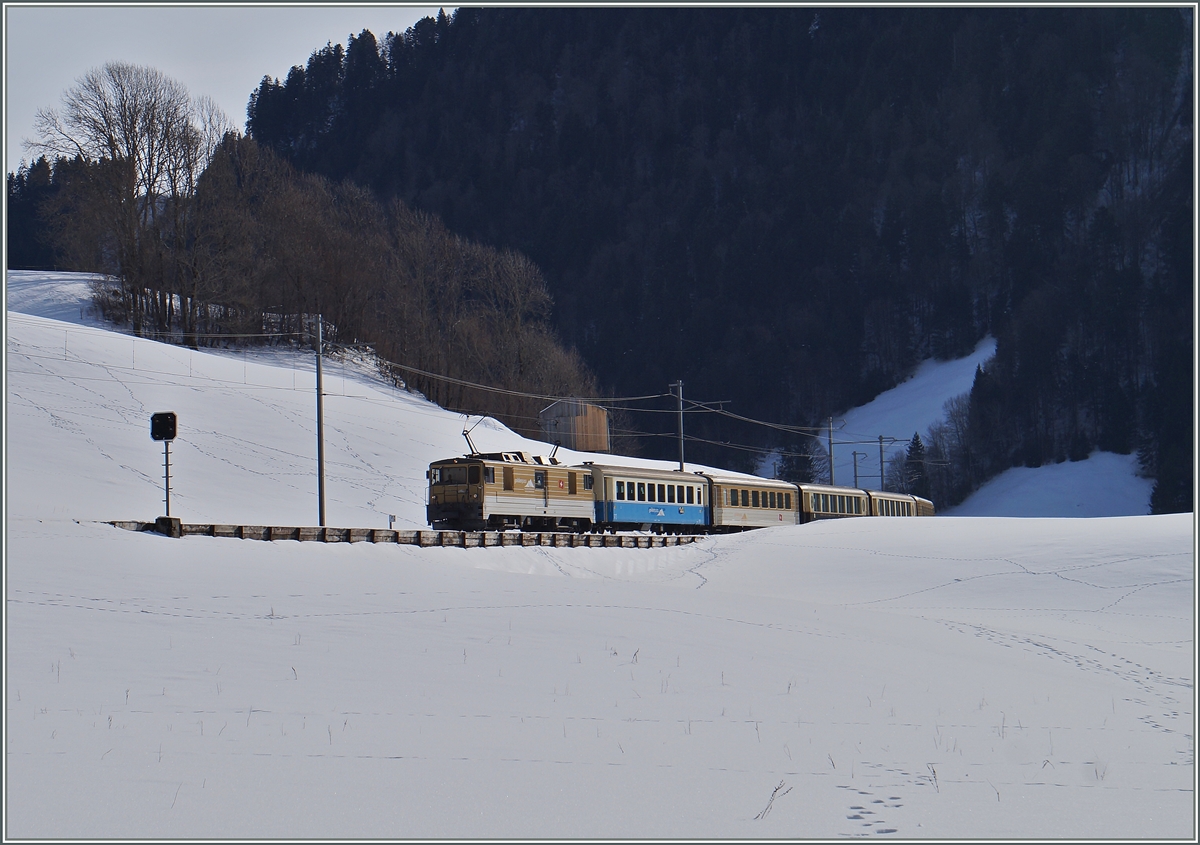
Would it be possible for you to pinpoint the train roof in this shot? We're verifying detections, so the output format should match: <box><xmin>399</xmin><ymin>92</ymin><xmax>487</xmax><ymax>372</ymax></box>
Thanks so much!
<box><xmin>575</xmin><ymin>462</ymin><xmax>707</xmax><ymax>482</ymax></box>
<box><xmin>433</xmin><ymin>452</ymin><xmax>564</xmax><ymax>466</ymax></box>
<box><xmin>699</xmin><ymin>471</ymin><xmax>800</xmax><ymax>488</ymax></box>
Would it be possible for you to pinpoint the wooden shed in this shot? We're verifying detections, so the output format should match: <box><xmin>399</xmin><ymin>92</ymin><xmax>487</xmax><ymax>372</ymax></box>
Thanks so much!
<box><xmin>539</xmin><ymin>399</ymin><xmax>610</xmax><ymax>453</ymax></box>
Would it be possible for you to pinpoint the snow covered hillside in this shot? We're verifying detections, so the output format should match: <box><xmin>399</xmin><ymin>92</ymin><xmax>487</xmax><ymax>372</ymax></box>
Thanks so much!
<box><xmin>5</xmin><ymin>272</ymin><xmax>1195</xmax><ymax>839</ymax></box>
<box><xmin>828</xmin><ymin>331</ymin><xmax>1155</xmax><ymax>517</ymax></box>
<box><xmin>833</xmin><ymin>335</ymin><xmax>996</xmax><ymax>488</ymax></box>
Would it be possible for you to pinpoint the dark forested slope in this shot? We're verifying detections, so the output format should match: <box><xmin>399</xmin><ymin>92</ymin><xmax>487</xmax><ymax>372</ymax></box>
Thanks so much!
<box><xmin>232</xmin><ymin>9</ymin><xmax>1192</xmax><ymax>508</ymax></box>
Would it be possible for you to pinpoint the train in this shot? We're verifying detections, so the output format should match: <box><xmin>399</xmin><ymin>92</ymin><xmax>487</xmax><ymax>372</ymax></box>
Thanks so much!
<box><xmin>426</xmin><ymin>450</ymin><xmax>934</xmax><ymax>533</ymax></box>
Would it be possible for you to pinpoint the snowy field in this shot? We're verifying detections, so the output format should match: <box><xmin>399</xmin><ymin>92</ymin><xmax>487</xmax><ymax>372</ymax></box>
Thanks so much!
<box><xmin>4</xmin><ymin>271</ymin><xmax>1196</xmax><ymax>839</ymax></box>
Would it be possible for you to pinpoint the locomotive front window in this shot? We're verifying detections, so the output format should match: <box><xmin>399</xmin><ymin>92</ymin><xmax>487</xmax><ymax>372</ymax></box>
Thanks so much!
<box><xmin>468</xmin><ymin>465</ymin><xmax>481</xmax><ymax>485</ymax></box>
<box><xmin>637</xmin><ymin>483</ymin><xmax>646</xmax><ymax>501</ymax></box>
<box><xmin>483</xmin><ymin>467</ymin><xmax>495</xmax><ymax>484</ymax></box>
<box><xmin>616</xmin><ymin>481</ymin><xmax>626</xmax><ymax>500</ymax></box>
<box><xmin>436</xmin><ymin>466</ymin><xmax>469</xmax><ymax>484</ymax></box>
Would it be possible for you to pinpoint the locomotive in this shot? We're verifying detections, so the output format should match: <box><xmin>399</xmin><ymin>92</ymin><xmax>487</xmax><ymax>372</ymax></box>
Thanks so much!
<box><xmin>427</xmin><ymin>451</ymin><xmax>933</xmax><ymax>533</ymax></box>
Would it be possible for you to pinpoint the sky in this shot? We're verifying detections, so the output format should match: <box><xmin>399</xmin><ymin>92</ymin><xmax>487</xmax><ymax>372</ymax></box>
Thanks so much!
<box><xmin>3</xmin><ymin>3</ymin><xmax>446</xmax><ymax>171</ymax></box>
<box><xmin>5</xmin><ymin>270</ymin><xmax>1194</xmax><ymax>838</ymax></box>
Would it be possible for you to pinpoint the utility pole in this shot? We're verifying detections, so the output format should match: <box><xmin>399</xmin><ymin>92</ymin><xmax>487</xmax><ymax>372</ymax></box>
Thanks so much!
<box><xmin>828</xmin><ymin>417</ymin><xmax>834</xmax><ymax>485</ymax></box>
<box><xmin>852</xmin><ymin>451</ymin><xmax>867</xmax><ymax>488</ymax></box>
<box><xmin>671</xmin><ymin>380</ymin><xmax>685</xmax><ymax>472</ymax></box>
<box><xmin>878</xmin><ymin>434</ymin><xmax>885</xmax><ymax>493</ymax></box>
<box><xmin>316</xmin><ymin>314</ymin><xmax>326</xmax><ymax>527</ymax></box>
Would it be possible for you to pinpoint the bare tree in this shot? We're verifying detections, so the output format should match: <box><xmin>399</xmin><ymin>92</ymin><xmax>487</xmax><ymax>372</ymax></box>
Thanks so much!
<box><xmin>26</xmin><ymin>62</ymin><xmax>231</xmax><ymax>333</ymax></box>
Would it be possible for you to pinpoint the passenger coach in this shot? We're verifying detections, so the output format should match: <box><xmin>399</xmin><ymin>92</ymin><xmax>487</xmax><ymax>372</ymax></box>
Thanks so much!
<box><xmin>584</xmin><ymin>462</ymin><xmax>708</xmax><ymax>532</ymax></box>
<box><xmin>708</xmin><ymin>473</ymin><xmax>801</xmax><ymax>531</ymax></box>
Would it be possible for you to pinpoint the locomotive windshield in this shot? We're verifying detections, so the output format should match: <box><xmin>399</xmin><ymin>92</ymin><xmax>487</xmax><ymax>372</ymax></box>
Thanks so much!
<box><xmin>431</xmin><ymin>464</ymin><xmax>482</xmax><ymax>484</ymax></box>
<box><xmin>432</xmin><ymin>466</ymin><xmax>470</xmax><ymax>484</ymax></box>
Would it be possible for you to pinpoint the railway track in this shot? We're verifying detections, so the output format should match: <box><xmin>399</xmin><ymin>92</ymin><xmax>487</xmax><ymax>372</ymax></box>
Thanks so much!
<box><xmin>108</xmin><ymin>519</ymin><xmax>702</xmax><ymax>548</ymax></box>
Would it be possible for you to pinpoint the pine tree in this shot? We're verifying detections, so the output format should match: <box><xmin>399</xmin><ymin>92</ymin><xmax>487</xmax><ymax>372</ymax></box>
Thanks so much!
<box><xmin>777</xmin><ymin>440</ymin><xmax>816</xmax><ymax>483</ymax></box>
<box><xmin>905</xmin><ymin>433</ymin><xmax>930</xmax><ymax>498</ymax></box>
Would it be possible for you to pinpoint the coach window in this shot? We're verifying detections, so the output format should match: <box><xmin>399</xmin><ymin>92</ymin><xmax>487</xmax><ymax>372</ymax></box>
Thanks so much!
<box><xmin>667</xmin><ymin>485</ymin><xmax>676</xmax><ymax>503</ymax></box>
<box><xmin>616</xmin><ymin>481</ymin><xmax>625</xmax><ymax>500</ymax></box>
<box><xmin>697</xmin><ymin>488</ymin><xmax>702</xmax><ymax>505</ymax></box>
<box><xmin>534</xmin><ymin>471</ymin><xmax>546</xmax><ymax>489</ymax></box>
<box><xmin>569</xmin><ymin>472</ymin><xmax>577</xmax><ymax>495</ymax></box>
<box><xmin>503</xmin><ymin>467</ymin><xmax>514</xmax><ymax>490</ymax></box>
<box><xmin>677</xmin><ymin>485</ymin><xmax>684</xmax><ymax>503</ymax></box>
<box><xmin>728</xmin><ymin>488</ymin><xmax>736</xmax><ymax>506</ymax></box>
<box><xmin>637</xmin><ymin>482</ymin><xmax>646</xmax><ymax>501</ymax></box>
<box><xmin>657</xmin><ymin>484</ymin><xmax>666</xmax><ymax>502</ymax></box>
<box><xmin>648</xmin><ymin>483</ymin><xmax>656</xmax><ymax>502</ymax></box>
<box><xmin>686</xmin><ymin>486</ymin><xmax>694</xmax><ymax>504</ymax></box>
<box><xmin>750</xmin><ymin>490</ymin><xmax>758</xmax><ymax>508</ymax></box>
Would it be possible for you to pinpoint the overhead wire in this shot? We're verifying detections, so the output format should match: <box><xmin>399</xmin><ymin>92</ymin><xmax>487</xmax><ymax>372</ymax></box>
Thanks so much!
<box><xmin>12</xmin><ymin>314</ymin><xmax>906</xmax><ymax>451</ymax></box>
